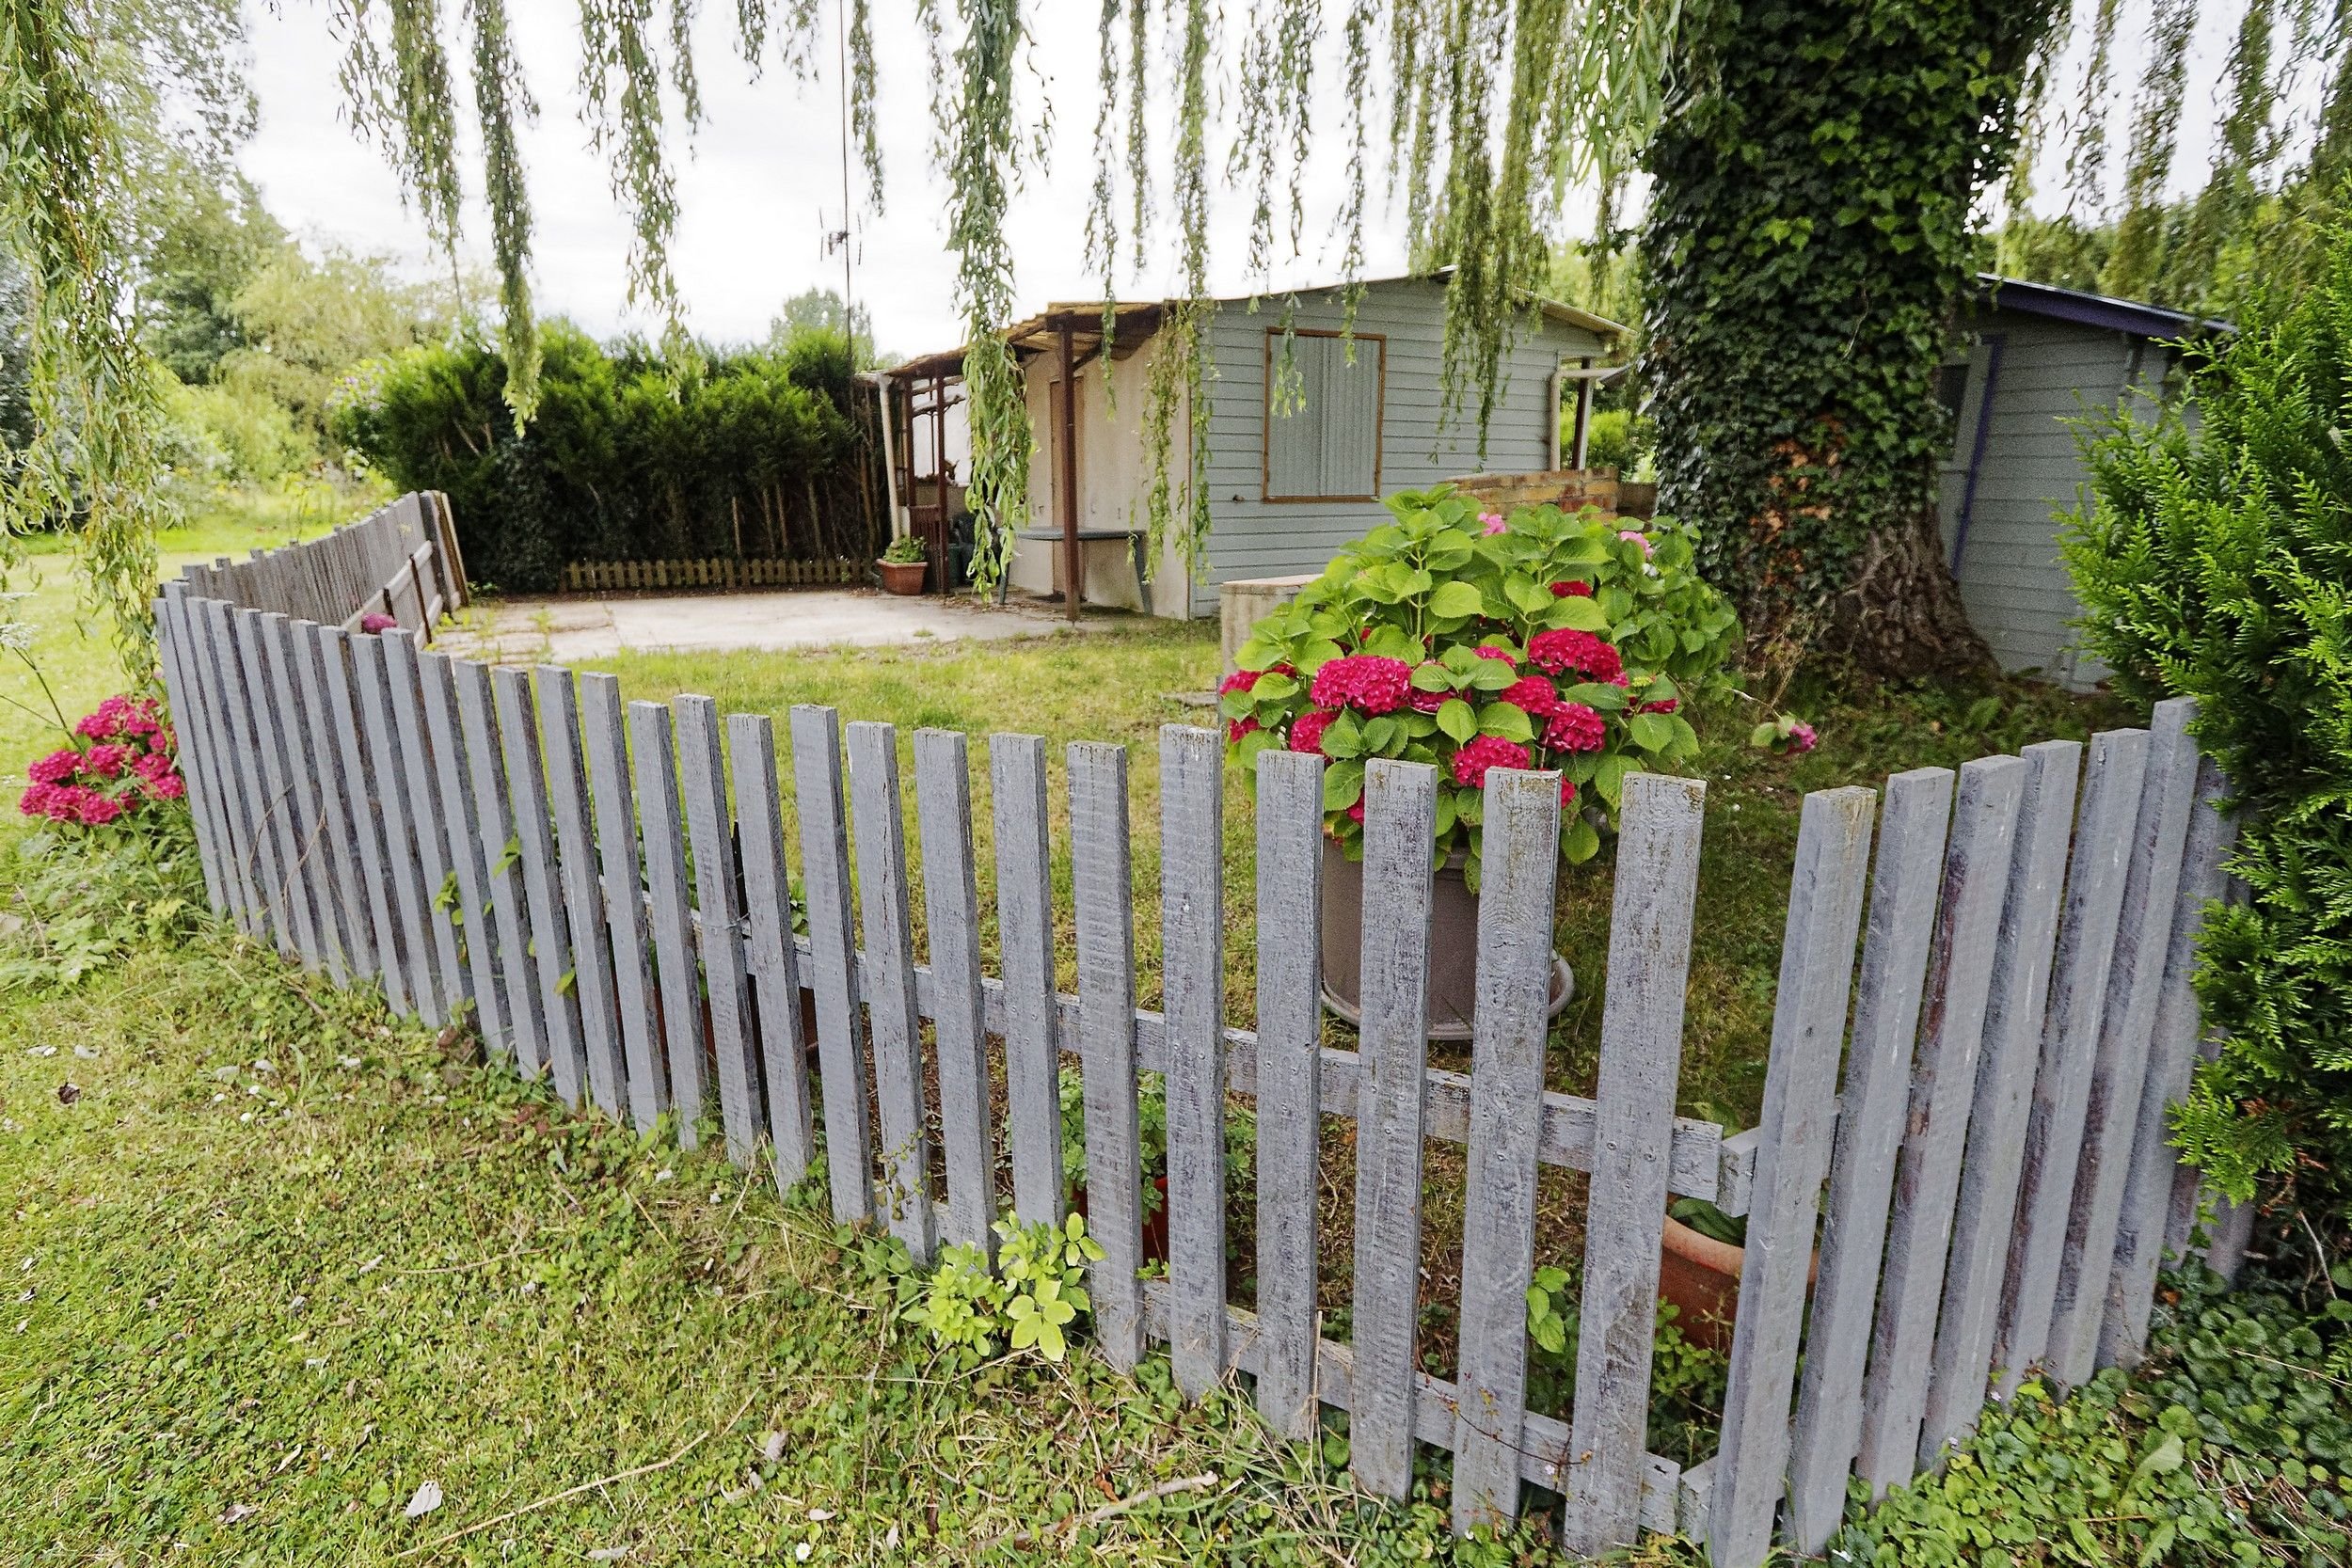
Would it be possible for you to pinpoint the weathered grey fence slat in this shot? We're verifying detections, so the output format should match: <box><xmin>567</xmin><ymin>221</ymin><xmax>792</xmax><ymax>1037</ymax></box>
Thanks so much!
<box><xmin>291</xmin><ymin>620</ymin><xmax>377</xmax><ymax>984</ymax></box>
<box><xmin>2104</xmin><ymin>753</ymin><xmax>2235</xmax><ymax>1366</ymax></box>
<box><xmin>1858</xmin><ymin>755</ymin><xmax>2026</xmax><ymax>1495</ymax></box>
<box><xmin>453</xmin><ymin>662</ymin><xmax>546</xmax><ymax>1075</ymax></box>
<box><xmin>350</xmin><ymin>632</ymin><xmax>443</xmax><ymax>1023</ymax></box>
<box><xmin>165</xmin><ymin>590</ymin><xmax>245</xmax><ymax>919</ymax></box>
<box><xmin>847</xmin><ymin>721</ymin><xmax>937</xmax><ymax>1259</ymax></box>
<box><xmin>1708</xmin><ymin>786</ymin><xmax>1876</xmax><ymax>1568</ymax></box>
<box><xmin>582</xmin><ymin>673</ymin><xmax>668</xmax><ymax>1130</ymax></box>
<box><xmin>1996</xmin><ymin>725</ymin><xmax>2151</xmax><ymax>1393</ymax></box>
<box><xmin>1450</xmin><ymin>767</ymin><xmax>1565</xmax><ymax>1535</ymax></box>
<box><xmin>238</xmin><ymin>610</ymin><xmax>324</xmax><ymax>967</ymax></box>
<box><xmin>541</xmin><ymin>668</ymin><xmax>628</xmax><ymax>1118</ymax></box>
<box><xmin>2049</xmin><ymin>700</ymin><xmax>2201</xmax><ymax>1386</ymax></box>
<box><xmin>1348</xmin><ymin>758</ymin><xmax>1439</xmax><ymax>1501</ymax></box>
<box><xmin>177</xmin><ymin>592</ymin><xmax>265</xmax><ymax>931</ymax></box>
<box><xmin>499</xmin><ymin>668</ymin><xmax>591</xmax><ymax>1106</ymax></box>
<box><xmin>380</xmin><ymin>631</ymin><xmax>469</xmax><ymax>1021</ymax></box>
<box><xmin>677</xmin><ymin>695</ymin><xmax>764</xmax><ymax>1165</ymax></box>
<box><xmin>989</xmin><ymin>734</ymin><xmax>1064</xmax><ymax>1231</ymax></box>
<box><xmin>1252</xmin><ymin>749</ymin><xmax>1325</xmax><ymax>1440</ymax></box>
<box><xmin>1566</xmin><ymin>772</ymin><xmax>1708</xmax><ymax>1557</ymax></box>
<box><xmin>268</xmin><ymin>613</ymin><xmax>353</xmax><ymax>983</ymax></box>
<box><xmin>791</xmin><ymin>705</ymin><xmax>875</xmax><ymax>1224</ymax></box>
<box><xmin>913</xmin><ymin>728</ymin><xmax>996</xmax><ymax>1256</ymax></box>
<box><xmin>151</xmin><ymin>592</ymin><xmax>230</xmax><ymax>917</ymax></box>
<box><xmin>316</xmin><ymin>626</ymin><xmax>412</xmax><ymax>1016</ymax></box>
<box><xmin>1917</xmin><ymin>740</ymin><xmax>2084</xmax><ymax>1460</ymax></box>
<box><xmin>420</xmin><ymin>653</ymin><xmax>510</xmax><ymax>1057</ymax></box>
<box><xmin>731</xmin><ymin>713</ymin><xmax>815</xmax><ymax>1188</ymax></box>
<box><xmin>631</xmin><ymin>700</ymin><xmax>708</xmax><ymax>1145</ymax></box>
<box><xmin>1781</xmin><ymin>769</ymin><xmax>1950</xmax><ymax>1549</ymax></box>
<box><xmin>1160</xmin><ymin>724</ymin><xmax>1228</xmax><ymax>1400</ymax></box>
<box><xmin>1070</xmin><ymin>740</ymin><xmax>1144</xmax><ymax>1371</ymax></box>
<box><xmin>221</xmin><ymin>603</ymin><xmax>303</xmax><ymax>958</ymax></box>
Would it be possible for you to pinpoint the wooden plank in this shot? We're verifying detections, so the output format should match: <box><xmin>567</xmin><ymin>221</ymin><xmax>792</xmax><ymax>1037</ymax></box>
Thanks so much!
<box><xmin>1347</xmin><ymin>757</ymin><xmax>1438</xmax><ymax>1501</ymax></box>
<box><xmin>1858</xmin><ymin>755</ymin><xmax>2027</xmax><ymax>1496</ymax></box>
<box><xmin>238</xmin><ymin>610</ymin><xmax>324</xmax><ymax>967</ymax></box>
<box><xmin>2103</xmin><ymin>753</ymin><xmax>2236</xmax><ymax>1367</ymax></box>
<box><xmin>151</xmin><ymin>592</ymin><xmax>230</xmax><ymax>917</ymax></box>
<box><xmin>989</xmin><ymin>734</ymin><xmax>1064</xmax><ymax>1230</ymax></box>
<box><xmin>419</xmin><ymin>652</ymin><xmax>510</xmax><ymax>1056</ymax></box>
<box><xmin>1070</xmin><ymin>739</ymin><xmax>1144</xmax><ymax>1371</ymax></box>
<box><xmin>730</xmin><ymin>712</ymin><xmax>816</xmax><ymax>1188</ymax></box>
<box><xmin>1252</xmin><ymin>748</ymin><xmax>1324</xmax><ymax>1440</ymax></box>
<box><xmin>914</xmin><ymin>727</ymin><xmax>997</xmax><ymax>1256</ymax></box>
<box><xmin>582</xmin><ymin>674</ymin><xmax>669</xmax><ymax>1131</ymax></box>
<box><xmin>791</xmin><ymin>705</ymin><xmax>875</xmax><ymax>1224</ymax></box>
<box><xmin>266</xmin><ymin>614</ymin><xmax>351</xmax><ymax>982</ymax></box>
<box><xmin>675</xmin><ymin>694</ymin><xmax>763</xmax><ymax>1164</ymax></box>
<box><xmin>315</xmin><ymin>626</ymin><xmax>412</xmax><ymax>1014</ymax></box>
<box><xmin>380</xmin><ymin>630</ymin><xmax>469</xmax><ymax>1021</ymax></box>
<box><xmin>291</xmin><ymin>615</ymin><xmax>376</xmax><ymax>982</ymax></box>
<box><xmin>497</xmin><ymin>668</ymin><xmax>591</xmax><ymax>1105</ymax></box>
<box><xmin>1781</xmin><ymin>770</ymin><xmax>1949</xmax><ymax>1550</ymax></box>
<box><xmin>1450</xmin><ymin>767</ymin><xmax>1565</xmax><ymax>1535</ymax></box>
<box><xmin>1994</xmin><ymin>726</ymin><xmax>2150</xmax><ymax>1393</ymax></box>
<box><xmin>183</xmin><ymin>594</ymin><xmax>267</xmax><ymax>934</ymax></box>
<box><xmin>1565</xmin><ymin>772</ymin><xmax>1708</xmax><ymax>1557</ymax></box>
<box><xmin>453</xmin><ymin>661</ymin><xmax>547</xmax><ymax>1077</ymax></box>
<box><xmin>1707</xmin><ymin>786</ymin><xmax>1875</xmax><ymax>1568</ymax></box>
<box><xmin>2048</xmin><ymin>699</ymin><xmax>2201</xmax><ymax>1386</ymax></box>
<box><xmin>1159</xmin><ymin>724</ymin><xmax>1228</xmax><ymax>1400</ymax></box>
<box><xmin>1917</xmin><ymin>741</ymin><xmax>2084</xmax><ymax>1462</ymax></box>
<box><xmin>543</xmin><ymin>667</ymin><xmax>628</xmax><ymax>1119</ymax></box>
<box><xmin>631</xmin><ymin>700</ymin><xmax>708</xmax><ymax>1145</ymax></box>
<box><xmin>350</xmin><ymin>631</ymin><xmax>443</xmax><ymax>1022</ymax></box>
<box><xmin>848</xmin><ymin>721</ymin><xmax>938</xmax><ymax>1261</ymax></box>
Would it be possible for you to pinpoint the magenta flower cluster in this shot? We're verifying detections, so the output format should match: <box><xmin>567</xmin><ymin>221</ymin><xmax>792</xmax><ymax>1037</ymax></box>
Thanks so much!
<box><xmin>21</xmin><ymin>695</ymin><xmax>183</xmax><ymax>828</ymax></box>
<box><xmin>1308</xmin><ymin>655</ymin><xmax>1414</xmax><ymax>715</ymax></box>
<box><xmin>359</xmin><ymin>612</ymin><xmax>400</xmax><ymax>634</ymax></box>
<box><xmin>1526</xmin><ymin>627</ymin><xmax>1625</xmax><ymax>684</ymax></box>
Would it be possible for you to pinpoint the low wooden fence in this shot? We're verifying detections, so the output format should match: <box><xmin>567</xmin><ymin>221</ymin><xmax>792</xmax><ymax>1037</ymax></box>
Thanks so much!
<box><xmin>561</xmin><ymin>557</ymin><xmax>860</xmax><ymax>593</ymax></box>
<box><xmin>175</xmin><ymin>491</ymin><xmax>466</xmax><ymax>635</ymax></box>
<box><xmin>147</xmin><ymin>497</ymin><xmax>2237</xmax><ymax>1564</ymax></box>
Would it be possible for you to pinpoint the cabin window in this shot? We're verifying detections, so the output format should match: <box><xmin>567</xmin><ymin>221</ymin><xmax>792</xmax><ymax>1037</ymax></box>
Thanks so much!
<box><xmin>1263</xmin><ymin>329</ymin><xmax>1385</xmax><ymax>501</ymax></box>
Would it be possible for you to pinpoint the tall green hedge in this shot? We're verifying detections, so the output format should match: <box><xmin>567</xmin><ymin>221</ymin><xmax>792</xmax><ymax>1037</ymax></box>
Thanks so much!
<box><xmin>333</xmin><ymin>324</ymin><xmax>882</xmax><ymax>593</ymax></box>
<box><xmin>2063</xmin><ymin>236</ymin><xmax>2352</xmax><ymax>1211</ymax></box>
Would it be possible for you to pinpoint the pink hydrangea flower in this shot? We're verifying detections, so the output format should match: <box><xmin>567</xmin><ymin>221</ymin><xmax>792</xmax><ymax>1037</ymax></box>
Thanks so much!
<box><xmin>1637</xmin><ymin>697</ymin><xmax>1680</xmax><ymax>716</ymax></box>
<box><xmin>45</xmin><ymin>785</ymin><xmax>87</xmax><ymax>821</ymax></box>
<box><xmin>360</xmin><ymin>612</ymin><xmax>399</xmax><ymax>635</ymax></box>
<box><xmin>77</xmin><ymin>793</ymin><xmax>123</xmax><ymax>826</ymax></box>
<box><xmin>1543</xmin><ymin>703</ymin><xmax>1607</xmax><ymax>752</ymax></box>
<box><xmin>1228</xmin><ymin>715</ymin><xmax>1261</xmax><ymax>744</ymax></box>
<box><xmin>1450</xmin><ymin>734</ymin><xmax>1531</xmax><ymax>788</ymax></box>
<box><xmin>1526</xmin><ymin>628</ymin><xmax>1624</xmax><ymax>683</ymax></box>
<box><xmin>1309</xmin><ymin>655</ymin><xmax>1413</xmax><ymax>715</ymax></box>
<box><xmin>1790</xmin><ymin>721</ymin><xmax>1819</xmax><ymax>753</ymax></box>
<box><xmin>1558</xmin><ymin>776</ymin><xmax>1579</xmax><ymax>806</ymax></box>
<box><xmin>1499</xmin><ymin>675</ymin><xmax>1559</xmax><ymax>716</ymax></box>
<box><xmin>1472</xmin><ymin>644</ymin><xmax>1517</xmax><ymax>666</ymax></box>
<box><xmin>84</xmin><ymin>744</ymin><xmax>130</xmax><ymax>780</ymax></box>
<box><xmin>1480</xmin><ymin>512</ymin><xmax>1507</xmax><ymax>536</ymax></box>
<box><xmin>1288</xmin><ymin>709</ymin><xmax>1338</xmax><ymax>755</ymax></box>
<box><xmin>1550</xmin><ymin>580</ymin><xmax>1593</xmax><ymax>597</ymax></box>
<box><xmin>1345</xmin><ymin>800</ymin><xmax>1367</xmax><ymax>825</ymax></box>
<box><xmin>1618</xmin><ymin>529</ymin><xmax>1653</xmax><ymax>558</ymax></box>
<box><xmin>27</xmin><ymin>750</ymin><xmax>78</xmax><ymax>786</ymax></box>
<box><xmin>18</xmin><ymin>783</ymin><xmax>55</xmax><ymax>818</ymax></box>
<box><xmin>151</xmin><ymin>773</ymin><xmax>185</xmax><ymax>800</ymax></box>
<box><xmin>132</xmin><ymin>751</ymin><xmax>173</xmax><ymax>782</ymax></box>
<box><xmin>76</xmin><ymin>698</ymin><xmax>126</xmax><ymax>741</ymax></box>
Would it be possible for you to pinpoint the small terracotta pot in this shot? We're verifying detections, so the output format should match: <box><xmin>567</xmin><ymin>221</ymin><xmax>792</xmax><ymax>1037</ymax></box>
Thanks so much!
<box><xmin>878</xmin><ymin>558</ymin><xmax>928</xmax><ymax>595</ymax></box>
<box><xmin>1657</xmin><ymin>1213</ymin><xmax>1820</xmax><ymax>1353</ymax></box>
<box><xmin>1070</xmin><ymin>1177</ymin><xmax>1171</xmax><ymax>1264</ymax></box>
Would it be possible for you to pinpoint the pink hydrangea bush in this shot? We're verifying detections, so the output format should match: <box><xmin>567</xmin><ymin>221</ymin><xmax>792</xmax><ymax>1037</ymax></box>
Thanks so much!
<box><xmin>19</xmin><ymin>695</ymin><xmax>184</xmax><ymax>829</ymax></box>
<box><xmin>1225</xmin><ymin>485</ymin><xmax>1740</xmax><ymax>880</ymax></box>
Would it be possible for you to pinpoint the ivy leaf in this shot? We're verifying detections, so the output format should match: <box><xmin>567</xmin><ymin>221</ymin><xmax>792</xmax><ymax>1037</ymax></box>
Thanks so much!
<box><xmin>1435</xmin><ymin>698</ymin><xmax>1477</xmax><ymax>743</ymax></box>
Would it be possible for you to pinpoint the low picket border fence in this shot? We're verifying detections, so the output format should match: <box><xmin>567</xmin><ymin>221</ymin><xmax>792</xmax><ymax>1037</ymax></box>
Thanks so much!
<box><xmin>559</xmin><ymin>556</ymin><xmax>860</xmax><ymax>593</ymax></box>
<box><xmin>150</xmin><ymin>497</ymin><xmax>2240</xmax><ymax>1564</ymax></box>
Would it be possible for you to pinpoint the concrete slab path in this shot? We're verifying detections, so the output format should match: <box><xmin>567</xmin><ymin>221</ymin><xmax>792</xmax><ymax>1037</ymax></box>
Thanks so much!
<box><xmin>438</xmin><ymin>588</ymin><xmax>1125</xmax><ymax>664</ymax></box>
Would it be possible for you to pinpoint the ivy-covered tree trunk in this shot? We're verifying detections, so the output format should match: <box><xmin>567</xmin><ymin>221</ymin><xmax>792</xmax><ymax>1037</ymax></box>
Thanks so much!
<box><xmin>1641</xmin><ymin>0</ymin><xmax>2065</xmax><ymax>677</ymax></box>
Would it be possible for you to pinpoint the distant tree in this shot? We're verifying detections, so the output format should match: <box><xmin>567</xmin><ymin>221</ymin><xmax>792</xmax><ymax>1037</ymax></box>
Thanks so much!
<box><xmin>766</xmin><ymin>287</ymin><xmax>882</xmax><ymax>368</ymax></box>
<box><xmin>136</xmin><ymin>164</ymin><xmax>289</xmax><ymax>385</ymax></box>
<box><xmin>219</xmin><ymin>247</ymin><xmax>462</xmax><ymax>448</ymax></box>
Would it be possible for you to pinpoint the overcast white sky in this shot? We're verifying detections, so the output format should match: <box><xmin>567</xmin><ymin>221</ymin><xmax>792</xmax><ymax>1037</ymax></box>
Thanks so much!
<box><xmin>236</xmin><ymin>0</ymin><xmax>2270</xmax><ymax>359</ymax></box>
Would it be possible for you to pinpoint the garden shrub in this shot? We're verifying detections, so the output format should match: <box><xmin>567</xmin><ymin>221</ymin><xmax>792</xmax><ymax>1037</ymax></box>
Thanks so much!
<box><xmin>332</xmin><ymin>323</ymin><xmax>882</xmax><ymax>593</ymax></box>
<box><xmin>2062</xmin><ymin>233</ymin><xmax>2352</xmax><ymax>1210</ymax></box>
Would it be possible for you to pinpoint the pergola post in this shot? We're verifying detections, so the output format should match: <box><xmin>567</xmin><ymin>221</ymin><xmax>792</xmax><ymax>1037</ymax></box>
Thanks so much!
<box><xmin>1057</xmin><ymin>312</ymin><xmax>1081</xmax><ymax>622</ymax></box>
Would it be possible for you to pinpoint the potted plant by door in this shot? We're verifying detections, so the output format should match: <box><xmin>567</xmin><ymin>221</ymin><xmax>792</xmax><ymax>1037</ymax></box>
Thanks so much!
<box><xmin>1221</xmin><ymin>485</ymin><xmax>1740</xmax><ymax>1036</ymax></box>
<box><xmin>878</xmin><ymin>535</ymin><xmax>930</xmax><ymax>595</ymax></box>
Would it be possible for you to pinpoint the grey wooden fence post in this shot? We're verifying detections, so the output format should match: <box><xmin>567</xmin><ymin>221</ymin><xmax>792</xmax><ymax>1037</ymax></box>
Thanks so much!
<box><xmin>791</xmin><ymin>705</ymin><xmax>875</xmax><ymax>1225</ymax></box>
<box><xmin>631</xmin><ymin>700</ymin><xmax>708</xmax><ymax>1145</ymax></box>
<box><xmin>453</xmin><ymin>661</ymin><xmax>546</xmax><ymax>1076</ymax></box>
<box><xmin>239</xmin><ymin>609</ymin><xmax>324</xmax><ymax>966</ymax></box>
<box><xmin>181</xmin><ymin>593</ymin><xmax>267</xmax><ymax>933</ymax></box>
<box><xmin>990</xmin><ymin>734</ymin><xmax>1064</xmax><ymax>1232</ymax></box>
<box><xmin>2049</xmin><ymin>699</ymin><xmax>2200</xmax><ymax>1386</ymax></box>
<box><xmin>268</xmin><ymin>614</ymin><xmax>351</xmax><ymax>984</ymax></box>
<box><xmin>419</xmin><ymin>652</ymin><xmax>509</xmax><ymax>1058</ymax></box>
<box><xmin>1070</xmin><ymin>739</ymin><xmax>1143</xmax><ymax>1372</ymax></box>
<box><xmin>350</xmin><ymin>631</ymin><xmax>443</xmax><ymax>1022</ymax></box>
<box><xmin>1707</xmin><ymin>785</ymin><xmax>1873</xmax><ymax>1568</ymax></box>
<box><xmin>1918</xmin><ymin>740</ymin><xmax>2083</xmax><ymax>1461</ymax></box>
<box><xmin>582</xmin><ymin>673</ymin><xmax>669</xmax><ymax>1131</ymax></box>
<box><xmin>315</xmin><ymin>626</ymin><xmax>412</xmax><ymax>1017</ymax></box>
<box><xmin>1996</xmin><ymin>725</ymin><xmax>2150</xmax><ymax>1393</ymax></box>
<box><xmin>848</xmin><ymin>721</ymin><xmax>937</xmax><ymax>1261</ymax></box>
<box><xmin>292</xmin><ymin>619</ymin><xmax>377</xmax><ymax>985</ymax></box>
<box><xmin>1160</xmin><ymin>723</ymin><xmax>1228</xmax><ymax>1399</ymax></box>
<box><xmin>1450</xmin><ymin>766</ymin><xmax>1565</xmax><ymax>1535</ymax></box>
<box><xmin>1252</xmin><ymin>748</ymin><xmax>1324</xmax><ymax>1440</ymax></box>
<box><xmin>677</xmin><ymin>694</ymin><xmax>763</xmax><ymax>1164</ymax></box>
<box><xmin>500</xmin><ymin>668</ymin><xmax>592</xmax><ymax>1105</ymax></box>
<box><xmin>151</xmin><ymin>590</ymin><xmax>230</xmax><ymax>917</ymax></box>
<box><xmin>380</xmin><ymin>629</ymin><xmax>469</xmax><ymax>1022</ymax></box>
<box><xmin>542</xmin><ymin>667</ymin><xmax>629</xmax><ymax>1118</ymax></box>
<box><xmin>1349</xmin><ymin>757</ymin><xmax>1439</xmax><ymax>1501</ymax></box>
<box><xmin>914</xmin><ymin>727</ymin><xmax>997</xmax><ymax>1257</ymax></box>
<box><xmin>733</xmin><ymin>712</ymin><xmax>816</xmax><ymax>1191</ymax></box>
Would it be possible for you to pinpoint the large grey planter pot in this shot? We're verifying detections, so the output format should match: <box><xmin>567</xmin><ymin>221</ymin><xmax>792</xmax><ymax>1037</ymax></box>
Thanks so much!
<box><xmin>1318</xmin><ymin>834</ymin><xmax>1573</xmax><ymax>1042</ymax></box>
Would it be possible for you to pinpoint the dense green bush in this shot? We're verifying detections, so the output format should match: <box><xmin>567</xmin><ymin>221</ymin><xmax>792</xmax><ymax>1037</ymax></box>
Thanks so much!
<box><xmin>333</xmin><ymin>323</ymin><xmax>882</xmax><ymax>593</ymax></box>
<box><xmin>2062</xmin><ymin>233</ymin><xmax>2352</xmax><ymax>1210</ymax></box>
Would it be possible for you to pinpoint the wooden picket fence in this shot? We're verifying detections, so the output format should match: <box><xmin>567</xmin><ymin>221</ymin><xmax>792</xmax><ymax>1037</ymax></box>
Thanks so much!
<box><xmin>175</xmin><ymin>492</ymin><xmax>466</xmax><ymax>636</ymax></box>
<box><xmin>147</xmin><ymin>496</ymin><xmax>2239</xmax><ymax>1564</ymax></box>
<box><xmin>560</xmin><ymin>556</ymin><xmax>860</xmax><ymax>593</ymax></box>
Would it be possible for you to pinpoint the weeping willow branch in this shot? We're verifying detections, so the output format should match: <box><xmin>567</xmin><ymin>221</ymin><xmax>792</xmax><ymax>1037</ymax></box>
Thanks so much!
<box><xmin>2061</xmin><ymin>0</ymin><xmax>2124</xmax><ymax>220</ymax></box>
<box><xmin>468</xmin><ymin>0</ymin><xmax>541</xmax><ymax>418</ymax></box>
<box><xmin>1086</xmin><ymin>0</ymin><xmax>1120</xmax><ymax>352</ymax></box>
<box><xmin>2103</xmin><ymin>0</ymin><xmax>2200</xmax><ymax>297</ymax></box>
<box><xmin>1143</xmin><ymin>0</ymin><xmax>1215</xmax><ymax>578</ymax></box>
<box><xmin>580</xmin><ymin>0</ymin><xmax>688</xmax><ymax>341</ymax></box>
<box><xmin>946</xmin><ymin>0</ymin><xmax>1028</xmax><ymax>594</ymax></box>
<box><xmin>848</xmin><ymin>0</ymin><xmax>882</xmax><ymax>198</ymax></box>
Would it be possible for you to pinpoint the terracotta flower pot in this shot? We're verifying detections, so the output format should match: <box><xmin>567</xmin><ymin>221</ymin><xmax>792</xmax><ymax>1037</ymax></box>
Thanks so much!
<box><xmin>1657</xmin><ymin>1213</ymin><xmax>1820</xmax><ymax>1353</ymax></box>
<box><xmin>878</xmin><ymin>558</ymin><xmax>928</xmax><ymax>595</ymax></box>
<box><xmin>1317</xmin><ymin>834</ymin><xmax>1572</xmax><ymax>1041</ymax></box>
